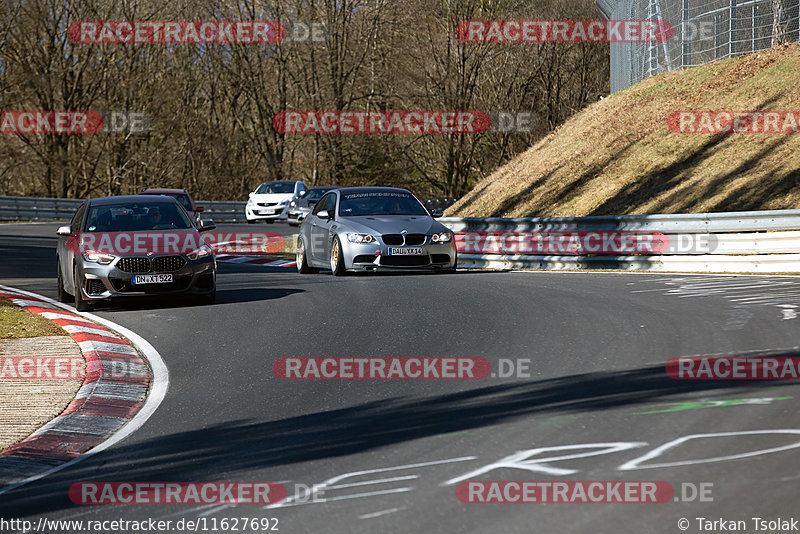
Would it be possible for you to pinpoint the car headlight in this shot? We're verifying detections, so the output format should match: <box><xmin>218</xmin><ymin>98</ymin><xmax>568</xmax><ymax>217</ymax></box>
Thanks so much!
<box><xmin>187</xmin><ymin>244</ymin><xmax>213</xmax><ymax>260</ymax></box>
<box><xmin>82</xmin><ymin>250</ymin><xmax>115</xmax><ymax>265</ymax></box>
<box><xmin>431</xmin><ymin>232</ymin><xmax>453</xmax><ymax>243</ymax></box>
<box><xmin>290</xmin><ymin>201</ymin><xmax>296</xmax><ymax>207</ymax></box>
<box><xmin>347</xmin><ymin>233</ymin><xmax>377</xmax><ymax>244</ymax></box>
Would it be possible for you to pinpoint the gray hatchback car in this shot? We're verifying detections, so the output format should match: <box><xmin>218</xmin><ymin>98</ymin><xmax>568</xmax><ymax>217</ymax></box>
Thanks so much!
<box><xmin>296</xmin><ymin>187</ymin><xmax>457</xmax><ymax>275</ymax></box>
<box><xmin>56</xmin><ymin>195</ymin><xmax>217</xmax><ymax>310</ymax></box>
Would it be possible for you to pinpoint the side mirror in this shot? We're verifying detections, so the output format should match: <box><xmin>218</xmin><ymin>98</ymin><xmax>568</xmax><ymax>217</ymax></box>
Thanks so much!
<box><xmin>249</xmin><ymin>192</ymin><xmax>255</xmax><ymax>198</ymax></box>
<box><xmin>430</xmin><ymin>208</ymin><xmax>444</xmax><ymax>218</ymax></box>
<box><xmin>317</xmin><ymin>210</ymin><xmax>331</xmax><ymax>220</ymax></box>
<box><xmin>195</xmin><ymin>206</ymin><xmax>205</xmax><ymax>213</ymax></box>
<box><xmin>56</xmin><ymin>225</ymin><xmax>72</xmax><ymax>236</ymax></box>
<box><xmin>198</xmin><ymin>219</ymin><xmax>216</xmax><ymax>232</ymax></box>
<box><xmin>298</xmin><ymin>190</ymin><xmax>307</xmax><ymax>198</ymax></box>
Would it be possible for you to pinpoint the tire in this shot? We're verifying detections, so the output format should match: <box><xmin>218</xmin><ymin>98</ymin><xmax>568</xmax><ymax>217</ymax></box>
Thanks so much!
<box><xmin>56</xmin><ymin>258</ymin><xmax>71</xmax><ymax>302</ymax></box>
<box><xmin>297</xmin><ymin>238</ymin><xmax>319</xmax><ymax>274</ymax></box>
<box><xmin>73</xmin><ymin>266</ymin><xmax>93</xmax><ymax>312</ymax></box>
<box><xmin>330</xmin><ymin>236</ymin><xmax>346</xmax><ymax>276</ymax></box>
<box><xmin>247</xmin><ymin>219</ymin><xmax>256</xmax><ymax>224</ymax></box>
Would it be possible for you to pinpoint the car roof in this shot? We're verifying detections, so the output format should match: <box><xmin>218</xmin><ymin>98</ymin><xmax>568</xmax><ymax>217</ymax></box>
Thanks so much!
<box><xmin>88</xmin><ymin>195</ymin><xmax>182</xmax><ymax>206</ymax></box>
<box><xmin>308</xmin><ymin>185</ymin><xmax>340</xmax><ymax>190</ymax></box>
<box><xmin>140</xmin><ymin>188</ymin><xmax>189</xmax><ymax>195</ymax></box>
<box><xmin>336</xmin><ymin>187</ymin><xmax>412</xmax><ymax>195</ymax></box>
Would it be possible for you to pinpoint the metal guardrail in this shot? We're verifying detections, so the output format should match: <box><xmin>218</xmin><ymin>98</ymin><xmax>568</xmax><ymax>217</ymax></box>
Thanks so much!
<box><xmin>441</xmin><ymin>211</ymin><xmax>800</xmax><ymax>273</ymax></box>
<box><xmin>0</xmin><ymin>196</ymin><xmax>83</xmax><ymax>221</ymax></box>
<box><xmin>2</xmin><ymin>195</ymin><xmax>799</xmax><ymax>273</ymax></box>
<box><xmin>0</xmin><ymin>196</ymin><xmax>248</xmax><ymax>223</ymax></box>
<box><xmin>441</xmin><ymin>209</ymin><xmax>800</xmax><ymax>233</ymax></box>
<box><xmin>0</xmin><ymin>196</ymin><xmax>455</xmax><ymax>223</ymax></box>
<box><xmin>195</xmin><ymin>201</ymin><xmax>247</xmax><ymax>223</ymax></box>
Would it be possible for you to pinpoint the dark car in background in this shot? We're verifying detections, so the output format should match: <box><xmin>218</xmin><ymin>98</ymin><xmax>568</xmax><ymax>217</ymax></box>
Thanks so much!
<box><xmin>140</xmin><ymin>188</ymin><xmax>204</xmax><ymax>223</ymax></box>
<box><xmin>287</xmin><ymin>186</ymin><xmax>340</xmax><ymax>226</ymax></box>
<box><xmin>56</xmin><ymin>195</ymin><xmax>217</xmax><ymax>310</ymax></box>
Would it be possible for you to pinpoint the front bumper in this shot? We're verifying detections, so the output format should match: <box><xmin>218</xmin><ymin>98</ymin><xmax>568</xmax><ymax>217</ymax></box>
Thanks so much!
<box><xmin>246</xmin><ymin>204</ymin><xmax>289</xmax><ymax>221</ymax></box>
<box><xmin>287</xmin><ymin>208</ymin><xmax>311</xmax><ymax>223</ymax></box>
<box><xmin>78</xmin><ymin>255</ymin><xmax>216</xmax><ymax>300</ymax></box>
<box><xmin>341</xmin><ymin>238</ymin><xmax>457</xmax><ymax>271</ymax></box>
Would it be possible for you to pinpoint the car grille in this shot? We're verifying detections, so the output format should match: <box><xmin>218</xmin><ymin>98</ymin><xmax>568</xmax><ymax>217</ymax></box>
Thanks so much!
<box><xmin>87</xmin><ymin>279</ymin><xmax>106</xmax><ymax>295</ymax></box>
<box><xmin>381</xmin><ymin>255</ymin><xmax>430</xmax><ymax>267</ymax></box>
<box><xmin>258</xmin><ymin>202</ymin><xmax>278</xmax><ymax>207</ymax></box>
<box><xmin>117</xmin><ymin>257</ymin><xmax>151</xmax><ymax>274</ymax></box>
<box><xmin>382</xmin><ymin>234</ymin><xmax>426</xmax><ymax>246</ymax></box>
<box><xmin>152</xmin><ymin>256</ymin><xmax>186</xmax><ymax>272</ymax></box>
<box><xmin>117</xmin><ymin>256</ymin><xmax>186</xmax><ymax>274</ymax></box>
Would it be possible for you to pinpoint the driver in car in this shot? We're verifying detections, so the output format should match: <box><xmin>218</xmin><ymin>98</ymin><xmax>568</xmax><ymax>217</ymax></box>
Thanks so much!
<box><xmin>148</xmin><ymin>207</ymin><xmax>163</xmax><ymax>227</ymax></box>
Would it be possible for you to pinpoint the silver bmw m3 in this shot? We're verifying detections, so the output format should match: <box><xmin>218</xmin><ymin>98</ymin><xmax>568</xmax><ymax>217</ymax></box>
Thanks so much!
<box><xmin>296</xmin><ymin>187</ymin><xmax>457</xmax><ymax>275</ymax></box>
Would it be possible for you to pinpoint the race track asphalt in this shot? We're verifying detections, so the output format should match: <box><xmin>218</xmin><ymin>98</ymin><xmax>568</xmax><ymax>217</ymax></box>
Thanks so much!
<box><xmin>2</xmin><ymin>222</ymin><xmax>800</xmax><ymax>534</ymax></box>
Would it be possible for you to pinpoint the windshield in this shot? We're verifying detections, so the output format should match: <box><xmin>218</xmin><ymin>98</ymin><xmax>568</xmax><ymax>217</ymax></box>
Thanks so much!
<box><xmin>141</xmin><ymin>192</ymin><xmax>192</xmax><ymax>211</ymax></box>
<box><xmin>306</xmin><ymin>188</ymin><xmax>335</xmax><ymax>202</ymax></box>
<box><xmin>256</xmin><ymin>182</ymin><xmax>296</xmax><ymax>194</ymax></box>
<box><xmin>338</xmin><ymin>191</ymin><xmax>428</xmax><ymax>217</ymax></box>
<box><xmin>85</xmin><ymin>202</ymin><xmax>194</xmax><ymax>231</ymax></box>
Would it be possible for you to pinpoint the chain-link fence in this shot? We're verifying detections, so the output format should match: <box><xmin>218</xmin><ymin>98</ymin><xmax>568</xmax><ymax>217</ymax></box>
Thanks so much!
<box><xmin>598</xmin><ymin>0</ymin><xmax>800</xmax><ymax>91</ymax></box>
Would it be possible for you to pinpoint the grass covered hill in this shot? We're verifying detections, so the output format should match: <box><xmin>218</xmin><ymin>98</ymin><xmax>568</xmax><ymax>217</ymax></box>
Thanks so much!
<box><xmin>448</xmin><ymin>44</ymin><xmax>800</xmax><ymax>218</ymax></box>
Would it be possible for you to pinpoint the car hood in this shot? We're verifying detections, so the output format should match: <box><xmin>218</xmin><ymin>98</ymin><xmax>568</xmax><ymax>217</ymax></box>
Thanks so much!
<box><xmin>341</xmin><ymin>215</ymin><xmax>444</xmax><ymax>236</ymax></box>
<box><xmin>250</xmin><ymin>193</ymin><xmax>293</xmax><ymax>203</ymax></box>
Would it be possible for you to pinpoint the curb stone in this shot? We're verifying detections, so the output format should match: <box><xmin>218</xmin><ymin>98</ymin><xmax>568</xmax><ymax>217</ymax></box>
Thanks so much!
<box><xmin>0</xmin><ymin>288</ymin><xmax>152</xmax><ymax>488</ymax></box>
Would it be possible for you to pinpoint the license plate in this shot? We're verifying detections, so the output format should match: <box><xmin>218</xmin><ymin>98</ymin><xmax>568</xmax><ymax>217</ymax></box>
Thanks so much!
<box><xmin>132</xmin><ymin>274</ymin><xmax>173</xmax><ymax>284</ymax></box>
<box><xmin>388</xmin><ymin>247</ymin><xmax>424</xmax><ymax>255</ymax></box>
<box><xmin>258</xmin><ymin>209</ymin><xmax>276</xmax><ymax>215</ymax></box>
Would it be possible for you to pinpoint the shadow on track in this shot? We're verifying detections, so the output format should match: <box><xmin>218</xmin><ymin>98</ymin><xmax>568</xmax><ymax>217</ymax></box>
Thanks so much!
<box><xmin>2</xmin><ymin>348</ymin><xmax>797</xmax><ymax>516</ymax></box>
<box><xmin>85</xmin><ymin>287</ymin><xmax>305</xmax><ymax>312</ymax></box>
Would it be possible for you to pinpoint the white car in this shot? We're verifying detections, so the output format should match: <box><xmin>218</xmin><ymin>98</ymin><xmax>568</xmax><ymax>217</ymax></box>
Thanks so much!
<box><xmin>246</xmin><ymin>181</ymin><xmax>306</xmax><ymax>223</ymax></box>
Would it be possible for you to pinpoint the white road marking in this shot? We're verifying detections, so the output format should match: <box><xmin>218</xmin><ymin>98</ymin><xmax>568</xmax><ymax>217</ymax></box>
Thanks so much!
<box><xmin>619</xmin><ymin>430</ymin><xmax>800</xmax><ymax>470</ymax></box>
<box><xmin>359</xmin><ymin>507</ymin><xmax>403</xmax><ymax>520</ymax></box>
<box><xmin>266</xmin><ymin>456</ymin><xmax>477</xmax><ymax>509</ymax></box>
